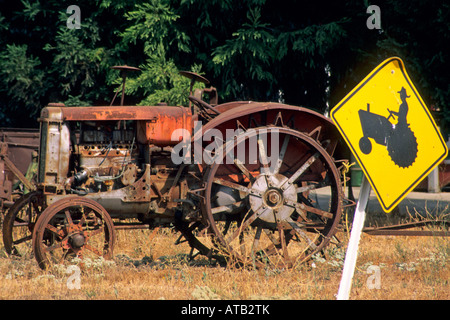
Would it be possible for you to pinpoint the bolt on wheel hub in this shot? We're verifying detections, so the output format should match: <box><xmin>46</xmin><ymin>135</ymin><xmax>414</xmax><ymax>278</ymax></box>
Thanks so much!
<box><xmin>265</xmin><ymin>189</ymin><xmax>282</xmax><ymax>207</ymax></box>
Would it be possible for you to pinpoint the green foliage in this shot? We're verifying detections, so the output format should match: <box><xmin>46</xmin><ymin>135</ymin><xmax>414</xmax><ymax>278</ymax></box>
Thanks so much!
<box><xmin>277</xmin><ymin>19</ymin><xmax>349</xmax><ymax>64</ymax></box>
<box><xmin>0</xmin><ymin>44</ymin><xmax>46</xmax><ymax>123</ymax></box>
<box><xmin>123</xmin><ymin>45</ymin><xmax>205</xmax><ymax>106</ymax></box>
<box><xmin>43</xmin><ymin>14</ymin><xmax>108</xmax><ymax>98</ymax></box>
<box><xmin>121</xmin><ymin>0</ymin><xmax>190</xmax><ymax>55</ymax></box>
<box><xmin>212</xmin><ymin>8</ymin><xmax>276</xmax><ymax>99</ymax></box>
<box><xmin>117</xmin><ymin>0</ymin><xmax>199</xmax><ymax>106</ymax></box>
<box><xmin>0</xmin><ymin>0</ymin><xmax>447</xmax><ymax>137</ymax></box>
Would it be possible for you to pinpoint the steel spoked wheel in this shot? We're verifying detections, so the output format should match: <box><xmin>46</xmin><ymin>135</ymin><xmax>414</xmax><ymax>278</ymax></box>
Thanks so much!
<box><xmin>3</xmin><ymin>191</ymin><xmax>44</xmax><ymax>258</ymax></box>
<box><xmin>32</xmin><ymin>197</ymin><xmax>116</xmax><ymax>270</ymax></box>
<box><xmin>201</xmin><ymin>126</ymin><xmax>343</xmax><ymax>268</ymax></box>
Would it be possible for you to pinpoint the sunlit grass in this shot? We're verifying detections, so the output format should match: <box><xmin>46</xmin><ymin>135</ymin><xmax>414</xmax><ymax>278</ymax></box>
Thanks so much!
<box><xmin>0</xmin><ymin>215</ymin><xmax>448</xmax><ymax>299</ymax></box>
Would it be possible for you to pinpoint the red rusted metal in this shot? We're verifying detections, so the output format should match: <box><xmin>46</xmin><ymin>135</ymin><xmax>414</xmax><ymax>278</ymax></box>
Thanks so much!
<box><xmin>363</xmin><ymin>220</ymin><xmax>450</xmax><ymax>236</ymax></box>
<box><xmin>41</xmin><ymin>105</ymin><xmax>193</xmax><ymax>147</ymax></box>
<box><xmin>195</xmin><ymin>101</ymin><xmax>341</xmax><ymax>147</ymax></box>
<box><xmin>0</xmin><ymin>128</ymin><xmax>39</xmax><ymax>176</ymax></box>
<box><xmin>179</xmin><ymin>71</ymin><xmax>210</xmax><ymax>85</ymax></box>
<box><xmin>0</xmin><ymin>143</ymin><xmax>35</xmax><ymax>192</ymax></box>
<box><xmin>192</xmin><ymin>102</ymin><xmax>343</xmax><ymax>175</ymax></box>
<box><xmin>136</xmin><ymin>107</ymin><xmax>192</xmax><ymax>146</ymax></box>
<box><xmin>46</xmin><ymin>105</ymin><xmax>189</xmax><ymax>122</ymax></box>
<box><xmin>110</xmin><ymin>65</ymin><xmax>141</xmax><ymax>73</ymax></box>
<box><xmin>0</xmin><ymin>129</ymin><xmax>39</xmax><ymax>212</ymax></box>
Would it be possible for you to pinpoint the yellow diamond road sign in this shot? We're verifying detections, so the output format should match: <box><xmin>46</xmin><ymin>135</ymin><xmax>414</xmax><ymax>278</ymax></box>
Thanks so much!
<box><xmin>331</xmin><ymin>57</ymin><xmax>448</xmax><ymax>212</ymax></box>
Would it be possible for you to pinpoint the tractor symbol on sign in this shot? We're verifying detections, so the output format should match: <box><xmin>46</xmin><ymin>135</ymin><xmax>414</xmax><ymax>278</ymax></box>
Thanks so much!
<box><xmin>358</xmin><ymin>87</ymin><xmax>418</xmax><ymax>168</ymax></box>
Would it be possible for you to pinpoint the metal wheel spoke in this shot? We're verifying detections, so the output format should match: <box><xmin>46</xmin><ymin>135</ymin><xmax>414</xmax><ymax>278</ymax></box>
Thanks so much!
<box><xmin>257</xmin><ymin>138</ymin><xmax>270</xmax><ymax>174</ymax></box>
<box><xmin>278</xmin><ymin>225</ymin><xmax>290</xmax><ymax>261</ymax></box>
<box><xmin>260</xmin><ymin>226</ymin><xmax>293</xmax><ymax>260</ymax></box>
<box><xmin>13</xmin><ymin>217</ymin><xmax>27</xmax><ymax>224</ymax></box>
<box><xmin>272</xmin><ymin>134</ymin><xmax>290</xmax><ymax>174</ymax></box>
<box><xmin>251</xmin><ymin>226</ymin><xmax>263</xmax><ymax>257</ymax></box>
<box><xmin>83</xmin><ymin>244</ymin><xmax>102</xmax><ymax>256</ymax></box>
<box><xmin>213</xmin><ymin>177</ymin><xmax>255</xmax><ymax>195</ymax></box>
<box><xmin>44</xmin><ymin>224</ymin><xmax>63</xmax><ymax>239</ymax></box>
<box><xmin>238</xmin><ymin>221</ymin><xmax>246</xmax><ymax>256</ymax></box>
<box><xmin>78</xmin><ymin>212</ymin><xmax>87</xmax><ymax>227</ymax></box>
<box><xmin>286</xmin><ymin>218</ymin><xmax>318</xmax><ymax>251</ymax></box>
<box><xmin>43</xmin><ymin>241</ymin><xmax>64</xmax><ymax>253</ymax></box>
<box><xmin>224</xmin><ymin>207</ymin><xmax>263</xmax><ymax>246</ymax></box>
<box><xmin>85</xmin><ymin>225</ymin><xmax>105</xmax><ymax>238</ymax></box>
<box><xmin>222</xmin><ymin>220</ymin><xmax>232</xmax><ymax>236</ymax></box>
<box><xmin>283</xmin><ymin>199</ymin><xmax>308</xmax><ymax>221</ymax></box>
<box><xmin>12</xmin><ymin>235</ymin><xmax>32</xmax><ymax>245</ymax></box>
<box><xmin>233</xmin><ymin>158</ymin><xmax>255</xmax><ymax>183</ymax></box>
<box><xmin>286</xmin><ymin>152</ymin><xmax>320</xmax><ymax>185</ymax></box>
<box><xmin>13</xmin><ymin>234</ymin><xmax>33</xmax><ymax>245</ymax></box>
<box><xmin>296</xmin><ymin>183</ymin><xmax>321</xmax><ymax>193</ymax></box>
<box><xmin>211</xmin><ymin>205</ymin><xmax>233</xmax><ymax>215</ymax></box>
<box><xmin>211</xmin><ymin>201</ymin><xmax>243</xmax><ymax>215</ymax></box>
<box><xmin>297</xmin><ymin>203</ymin><xmax>333</xmax><ymax>219</ymax></box>
<box><xmin>261</xmin><ymin>229</ymin><xmax>281</xmax><ymax>256</ymax></box>
<box><xmin>64</xmin><ymin>209</ymin><xmax>74</xmax><ymax>225</ymax></box>
<box><xmin>225</xmin><ymin>220</ymin><xmax>252</xmax><ymax>246</ymax></box>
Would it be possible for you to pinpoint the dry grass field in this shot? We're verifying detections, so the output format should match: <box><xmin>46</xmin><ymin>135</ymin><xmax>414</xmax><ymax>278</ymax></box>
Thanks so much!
<box><xmin>0</xmin><ymin>214</ymin><xmax>448</xmax><ymax>301</ymax></box>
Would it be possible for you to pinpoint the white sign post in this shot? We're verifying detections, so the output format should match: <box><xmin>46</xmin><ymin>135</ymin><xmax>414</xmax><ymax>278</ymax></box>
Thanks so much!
<box><xmin>336</xmin><ymin>176</ymin><xmax>371</xmax><ymax>300</ymax></box>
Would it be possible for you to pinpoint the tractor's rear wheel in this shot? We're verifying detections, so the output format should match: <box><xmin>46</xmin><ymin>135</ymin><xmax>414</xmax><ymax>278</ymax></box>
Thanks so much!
<box><xmin>200</xmin><ymin>126</ymin><xmax>343</xmax><ymax>268</ymax></box>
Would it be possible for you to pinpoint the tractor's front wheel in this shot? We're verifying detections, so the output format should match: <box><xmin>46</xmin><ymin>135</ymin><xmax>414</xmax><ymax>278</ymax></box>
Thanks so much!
<box><xmin>32</xmin><ymin>197</ymin><xmax>116</xmax><ymax>270</ymax></box>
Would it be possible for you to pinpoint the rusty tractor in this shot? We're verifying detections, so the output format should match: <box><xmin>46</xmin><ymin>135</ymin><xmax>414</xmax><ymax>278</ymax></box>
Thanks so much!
<box><xmin>3</xmin><ymin>67</ymin><xmax>350</xmax><ymax>269</ymax></box>
<box><xmin>0</xmin><ymin>129</ymin><xmax>39</xmax><ymax>209</ymax></box>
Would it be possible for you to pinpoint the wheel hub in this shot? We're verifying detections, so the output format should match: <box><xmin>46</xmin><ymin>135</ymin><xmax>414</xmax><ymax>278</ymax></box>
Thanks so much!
<box><xmin>69</xmin><ymin>233</ymin><xmax>85</xmax><ymax>249</ymax></box>
<box><xmin>249</xmin><ymin>173</ymin><xmax>297</xmax><ymax>224</ymax></box>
